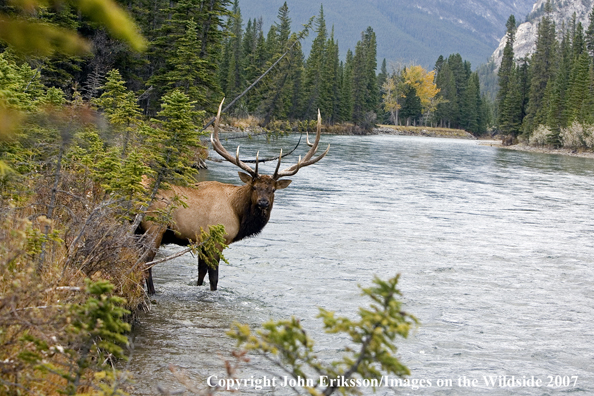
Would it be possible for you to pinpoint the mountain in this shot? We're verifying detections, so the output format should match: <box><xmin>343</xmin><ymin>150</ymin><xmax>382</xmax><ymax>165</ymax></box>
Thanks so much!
<box><xmin>491</xmin><ymin>0</ymin><xmax>594</xmax><ymax>68</ymax></box>
<box><xmin>236</xmin><ymin>0</ymin><xmax>535</xmax><ymax>69</ymax></box>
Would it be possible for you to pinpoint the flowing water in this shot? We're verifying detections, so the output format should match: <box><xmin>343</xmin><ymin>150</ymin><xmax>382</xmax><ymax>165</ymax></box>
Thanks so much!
<box><xmin>128</xmin><ymin>135</ymin><xmax>594</xmax><ymax>395</ymax></box>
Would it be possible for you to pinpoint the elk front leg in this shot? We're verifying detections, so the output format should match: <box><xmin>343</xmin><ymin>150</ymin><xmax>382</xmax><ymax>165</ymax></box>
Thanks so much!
<box><xmin>198</xmin><ymin>257</ymin><xmax>208</xmax><ymax>286</ymax></box>
<box><xmin>197</xmin><ymin>254</ymin><xmax>220</xmax><ymax>291</ymax></box>
<box><xmin>146</xmin><ymin>268</ymin><xmax>156</xmax><ymax>295</ymax></box>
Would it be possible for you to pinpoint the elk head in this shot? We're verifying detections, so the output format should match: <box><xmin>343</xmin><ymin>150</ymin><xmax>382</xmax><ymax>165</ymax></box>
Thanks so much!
<box><xmin>210</xmin><ymin>100</ymin><xmax>330</xmax><ymax>214</ymax></box>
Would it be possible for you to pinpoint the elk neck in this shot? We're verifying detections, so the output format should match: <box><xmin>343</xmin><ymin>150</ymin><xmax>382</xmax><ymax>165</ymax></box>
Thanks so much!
<box><xmin>231</xmin><ymin>183</ymin><xmax>272</xmax><ymax>242</ymax></box>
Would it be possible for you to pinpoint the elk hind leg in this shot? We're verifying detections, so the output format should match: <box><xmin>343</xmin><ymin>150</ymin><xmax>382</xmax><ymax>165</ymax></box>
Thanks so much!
<box><xmin>146</xmin><ymin>268</ymin><xmax>155</xmax><ymax>295</ymax></box>
<box><xmin>197</xmin><ymin>252</ymin><xmax>220</xmax><ymax>291</ymax></box>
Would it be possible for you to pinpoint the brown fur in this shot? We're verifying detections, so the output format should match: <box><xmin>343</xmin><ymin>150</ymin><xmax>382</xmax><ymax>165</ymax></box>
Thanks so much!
<box><xmin>139</xmin><ymin>173</ymin><xmax>291</xmax><ymax>292</ymax></box>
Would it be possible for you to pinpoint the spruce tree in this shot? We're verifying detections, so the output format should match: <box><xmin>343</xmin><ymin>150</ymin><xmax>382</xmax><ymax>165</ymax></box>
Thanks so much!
<box><xmin>351</xmin><ymin>27</ymin><xmax>378</xmax><ymax>127</ymax></box>
<box><xmin>303</xmin><ymin>5</ymin><xmax>327</xmax><ymax>119</ymax></box>
<box><xmin>339</xmin><ymin>49</ymin><xmax>354</xmax><ymax>122</ymax></box>
<box><xmin>566</xmin><ymin>51</ymin><xmax>590</xmax><ymax>123</ymax></box>
<box><xmin>224</xmin><ymin>0</ymin><xmax>244</xmax><ymax>101</ymax></box>
<box><xmin>434</xmin><ymin>62</ymin><xmax>458</xmax><ymax>128</ymax></box>
<box><xmin>497</xmin><ymin>15</ymin><xmax>516</xmax><ymax>133</ymax></box>
<box><xmin>376</xmin><ymin>59</ymin><xmax>389</xmax><ymax>123</ymax></box>
<box><xmin>400</xmin><ymin>84</ymin><xmax>422</xmax><ymax>126</ymax></box>
<box><xmin>523</xmin><ymin>1</ymin><xmax>557</xmax><ymax>135</ymax></box>
<box><xmin>586</xmin><ymin>9</ymin><xmax>594</xmax><ymax>57</ymax></box>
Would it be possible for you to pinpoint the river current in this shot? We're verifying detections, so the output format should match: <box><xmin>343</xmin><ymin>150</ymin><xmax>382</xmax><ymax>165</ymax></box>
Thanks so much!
<box><xmin>128</xmin><ymin>135</ymin><xmax>594</xmax><ymax>395</ymax></box>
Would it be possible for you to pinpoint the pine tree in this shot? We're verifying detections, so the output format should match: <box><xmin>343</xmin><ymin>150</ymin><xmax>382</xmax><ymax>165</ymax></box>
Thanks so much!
<box><xmin>547</xmin><ymin>28</ymin><xmax>572</xmax><ymax>133</ymax></box>
<box><xmin>222</xmin><ymin>0</ymin><xmax>244</xmax><ymax>101</ymax></box>
<box><xmin>500</xmin><ymin>65</ymin><xmax>524</xmax><ymax>136</ymax></box>
<box><xmin>566</xmin><ymin>51</ymin><xmax>590</xmax><ymax>123</ymax></box>
<box><xmin>320</xmin><ymin>27</ymin><xmax>340</xmax><ymax>123</ymax></box>
<box><xmin>351</xmin><ymin>27</ymin><xmax>378</xmax><ymax>127</ymax></box>
<box><xmin>339</xmin><ymin>49</ymin><xmax>354</xmax><ymax>122</ymax></box>
<box><xmin>434</xmin><ymin>62</ymin><xmax>458</xmax><ymax>128</ymax></box>
<box><xmin>303</xmin><ymin>5</ymin><xmax>327</xmax><ymax>119</ymax></box>
<box><xmin>586</xmin><ymin>9</ymin><xmax>594</xmax><ymax>57</ymax></box>
<box><xmin>142</xmin><ymin>90</ymin><xmax>204</xmax><ymax>197</ymax></box>
<box><xmin>497</xmin><ymin>15</ymin><xmax>516</xmax><ymax>132</ymax></box>
<box><xmin>523</xmin><ymin>1</ymin><xmax>557</xmax><ymax>135</ymax></box>
<box><xmin>461</xmin><ymin>73</ymin><xmax>483</xmax><ymax>134</ymax></box>
<box><xmin>94</xmin><ymin>69</ymin><xmax>143</xmax><ymax>157</ymax></box>
<box><xmin>376</xmin><ymin>59</ymin><xmax>389</xmax><ymax>123</ymax></box>
<box><xmin>400</xmin><ymin>84</ymin><xmax>422</xmax><ymax>126</ymax></box>
<box><xmin>573</xmin><ymin>22</ymin><xmax>585</xmax><ymax>59</ymax></box>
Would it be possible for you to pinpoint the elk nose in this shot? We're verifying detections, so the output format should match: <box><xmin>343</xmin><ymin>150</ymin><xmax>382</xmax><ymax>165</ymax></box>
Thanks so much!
<box><xmin>257</xmin><ymin>199</ymin><xmax>270</xmax><ymax>209</ymax></box>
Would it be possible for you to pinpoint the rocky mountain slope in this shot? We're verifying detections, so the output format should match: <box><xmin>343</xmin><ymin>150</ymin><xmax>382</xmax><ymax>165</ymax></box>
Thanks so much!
<box><xmin>491</xmin><ymin>0</ymin><xmax>594</xmax><ymax>68</ymax></box>
<box><xmin>237</xmin><ymin>0</ymin><xmax>535</xmax><ymax>68</ymax></box>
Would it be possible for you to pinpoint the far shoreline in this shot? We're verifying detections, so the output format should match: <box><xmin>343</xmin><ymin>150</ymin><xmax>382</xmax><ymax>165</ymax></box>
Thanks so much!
<box><xmin>479</xmin><ymin>141</ymin><xmax>594</xmax><ymax>159</ymax></box>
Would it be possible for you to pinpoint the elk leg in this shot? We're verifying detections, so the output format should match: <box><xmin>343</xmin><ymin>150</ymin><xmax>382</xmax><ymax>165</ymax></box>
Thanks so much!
<box><xmin>207</xmin><ymin>259</ymin><xmax>220</xmax><ymax>291</ymax></box>
<box><xmin>145</xmin><ymin>268</ymin><xmax>156</xmax><ymax>295</ymax></box>
<box><xmin>197</xmin><ymin>257</ymin><xmax>208</xmax><ymax>286</ymax></box>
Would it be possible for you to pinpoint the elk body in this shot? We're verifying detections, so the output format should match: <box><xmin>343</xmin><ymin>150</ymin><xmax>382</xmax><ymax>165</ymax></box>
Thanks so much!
<box><xmin>139</xmin><ymin>104</ymin><xmax>329</xmax><ymax>294</ymax></box>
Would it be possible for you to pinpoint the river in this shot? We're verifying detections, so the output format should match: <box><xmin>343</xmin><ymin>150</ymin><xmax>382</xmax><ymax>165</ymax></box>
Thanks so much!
<box><xmin>128</xmin><ymin>135</ymin><xmax>594</xmax><ymax>395</ymax></box>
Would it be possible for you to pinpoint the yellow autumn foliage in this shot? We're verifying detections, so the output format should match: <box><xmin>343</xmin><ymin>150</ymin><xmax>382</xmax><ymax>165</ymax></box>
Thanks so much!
<box><xmin>401</xmin><ymin>65</ymin><xmax>440</xmax><ymax>111</ymax></box>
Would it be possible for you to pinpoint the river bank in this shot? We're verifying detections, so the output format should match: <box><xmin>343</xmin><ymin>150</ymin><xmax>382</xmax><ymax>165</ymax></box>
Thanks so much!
<box><xmin>217</xmin><ymin>123</ymin><xmax>475</xmax><ymax>139</ymax></box>
<box><xmin>480</xmin><ymin>141</ymin><xmax>594</xmax><ymax>159</ymax></box>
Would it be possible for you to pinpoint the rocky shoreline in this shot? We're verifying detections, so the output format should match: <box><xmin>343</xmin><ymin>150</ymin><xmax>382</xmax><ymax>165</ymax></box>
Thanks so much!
<box><xmin>481</xmin><ymin>141</ymin><xmax>594</xmax><ymax>159</ymax></box>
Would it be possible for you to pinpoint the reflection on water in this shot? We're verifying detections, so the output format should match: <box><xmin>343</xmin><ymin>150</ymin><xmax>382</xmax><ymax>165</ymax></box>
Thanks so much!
<box><xmin>129</xmin><ymin>135</ymin><xmax>594</xmax><ymax>395</ymax></box>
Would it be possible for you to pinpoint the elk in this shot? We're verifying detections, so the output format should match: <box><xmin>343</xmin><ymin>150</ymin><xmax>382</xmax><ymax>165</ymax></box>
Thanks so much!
<box><xmin>139</xmin><ymin>102</ymin><xmax>329</xmax><ymax>294</ymax></box>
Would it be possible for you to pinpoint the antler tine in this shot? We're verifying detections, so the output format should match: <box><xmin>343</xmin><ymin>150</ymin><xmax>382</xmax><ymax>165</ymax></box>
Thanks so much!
<box><xmin>302</xmin><ymin>109</ymin><xmax>322</xmax><ymax>162</ymax></box>
<box><xmin>273</xmin><ymin>109</ymin><xmax>329</xmax><ymax>179</ymax></box>
<box><xmin>273</xmin><ymin>148</ymin><xmax>283</xmax><ymax>179</ymax></box>
<box><xmin>211</xmin><ymin>98</ymin><xmax>258</xmax><ymax>177</ymax></box>
<box><xmin>255</xmin><ymin>151</ymin><xmax>259</xmax><ymax>175</ymax></box>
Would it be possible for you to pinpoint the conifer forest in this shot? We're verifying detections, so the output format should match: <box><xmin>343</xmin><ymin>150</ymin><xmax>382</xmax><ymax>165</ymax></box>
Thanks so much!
<box><xmin>1</xmin><ymin>0</ymin><xmax>594</xmax><ymax>393</ymax></box>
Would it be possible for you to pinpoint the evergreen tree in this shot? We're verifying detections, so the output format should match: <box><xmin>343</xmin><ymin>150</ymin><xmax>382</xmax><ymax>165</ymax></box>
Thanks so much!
<box><xmin>586</xmin><ymin>9</ymin><xmax>594</xmax><ymax>58</ymax></box>
<box><xmin>339</xmin><ymin>49</ymin><xmax>354</xmax><ymax>122</ymax></box>
<box><xmin>497</xmin><ymin>15</ymin><xmax>516</xmax><ymax>133</ymax></box>
<box><xmin>434</xmin><ymin>62</ymin><xmax>458</xmax><ymax>128</ymax></box>
<box><xmin>499</xmin><ymin>66</ymin><xmax>524</xmax><ymax>136</ymax></box>
<box><xmin>303</xmin><ymin>5</ymin><xmax>327</xmax><ymax>119</ymax></box>
<box><xmin>351</xmin><ymin>27</ymin><xmax>378</xmax><ymax>127</ymax></box>
<box><xmin>142</xmin><ymin>90</ymin><xmax>204</xmax><ymax>196</ymax></box>
<box><xmin>400</xmin><ymin>84</ymin><xmax>422</xmax><ymax>125</ymax></box>
<box><xmin>523</xmin><ymin>1</ymin><xmax>557</xmax><ymax>135</ymax></box>
<box><xmin>94</xmin><ymin>69</ymin><xmax>143</xmax><ymax>157</ymax></box>
<box><xmin>320</xmin><ymin>27</ymin><xmax>340</xmax><ymax>123</ymax></box>
<box><xmin>573</xmin><ymin>22</ymin><xmax>585</xmax><ymax>59</ymax></box>
<box><xmin>376</xmin><ymin>59</ymin><xmax>389</xmax><ymax>123</ymax></box>
<box><xmin>222</xmin><ymin>0</ymin><xmax>244</xmax><ymax>101</ymax></box>
<box><xmin>566</xmin><ymin>51</ymin><xmax>591</xmax><ymax>123</ymax></box>
<box><xmin>461</xmin><ymin>73</ymin><xmax>483</xmax><ymax>134</ymax></box>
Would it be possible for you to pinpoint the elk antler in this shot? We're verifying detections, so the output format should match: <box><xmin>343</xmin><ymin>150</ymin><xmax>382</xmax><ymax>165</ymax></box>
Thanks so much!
<box><xmin>211</xmin><ymin>99</ymin><xmax>259</xmax><ymax>177</ymax></box>
<box><xmin>273</xmin><ymin>109</ymin><xmax>330</xmax><ymax>179</ymax></box>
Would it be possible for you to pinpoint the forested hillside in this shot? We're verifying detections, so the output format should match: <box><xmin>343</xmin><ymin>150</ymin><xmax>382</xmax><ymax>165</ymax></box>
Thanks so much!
<box><xmin>496</xmin><ymin>4</ymin><xmax>594</xmax><ymax>150</ymax></box>
<box><xmin>237</xmin><ymin>0</ymin><xmax>535</xmax><ymax>68</ymax></box>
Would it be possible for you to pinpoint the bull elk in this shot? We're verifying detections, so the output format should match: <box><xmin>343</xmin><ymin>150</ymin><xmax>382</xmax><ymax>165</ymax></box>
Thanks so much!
<box><xmin>139</xmin><ymin>102</ymin><xmax>329</xmax><ymax>294</ymax></box>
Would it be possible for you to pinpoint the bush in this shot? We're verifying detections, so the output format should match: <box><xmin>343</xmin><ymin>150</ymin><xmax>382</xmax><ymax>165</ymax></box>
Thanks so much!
<box><xmin>529</xmin><ymin>125</ymin><xmax>554</xmax><ymax>147</ymax></box>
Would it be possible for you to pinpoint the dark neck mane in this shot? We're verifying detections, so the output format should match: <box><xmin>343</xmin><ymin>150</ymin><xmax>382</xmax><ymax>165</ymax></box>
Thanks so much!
<box><xmin>232</xmin><ymin>185</ymin><xmax>271</xmax><ymax>242</ymax></box>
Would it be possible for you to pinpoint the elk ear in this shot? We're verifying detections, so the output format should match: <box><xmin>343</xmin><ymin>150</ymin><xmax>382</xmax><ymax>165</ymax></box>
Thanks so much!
<box><xmin>275</xmin><ymin>179</ymin><xmax>292</xmax><ymax>190</ymax></box>
<box><xmin>238</xmin><ymin>172</ymin><xmax>252</xmax><ymax>184</ymax></box>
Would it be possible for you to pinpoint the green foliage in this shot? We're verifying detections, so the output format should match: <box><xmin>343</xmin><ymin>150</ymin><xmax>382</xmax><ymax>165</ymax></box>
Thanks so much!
<box><xmin>228</xmin><ymin>274</ymin><xmax>417</xmax><ymax>395</ymax></box>
<box><xmin>523</xmin><ymin>8</ymin><xmax>557</xmax><ymax>136</ymax></box>
<box><xmin>14</xmin><ymin>280</ymin><xmax>131</xmax><ymax>395</ymax></box>
<box><xmin>433</xmin><ymin>53</ymin><xmax>487</xmax><ymax>134</ymax></box>
<box><xmin>0</xmin><ymin>0</ymin><xmax>145</xmax><ymax>58</ymax></box>
<box><xmin>197</xmin><ymin>224</ymin><xmax>230</xmax><ymax>269</ymax></box>
<box><xmin>142</xmin><ymin>90</ymin><xmax>204</xmax><ymax>189</ymax></box>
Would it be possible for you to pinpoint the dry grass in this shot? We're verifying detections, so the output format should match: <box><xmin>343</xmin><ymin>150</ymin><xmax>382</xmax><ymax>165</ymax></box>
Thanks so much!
<box><xmin>0</xmin><ymin>163</ymin><xmax>148</xmax><ymax>395</ymax></box>
<box><xmin>377</xmin><ymin>124</ymin><xmax>474</xmax><ymax>138</ymax></box>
